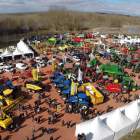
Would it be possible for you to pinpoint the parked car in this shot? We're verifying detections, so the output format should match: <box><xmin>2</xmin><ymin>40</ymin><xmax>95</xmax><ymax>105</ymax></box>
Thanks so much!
<box><xmin>38</xmin><ymin>61</ymin><xmax>45</xmax><ymax>67</ymax></box>
<box><xmin>9</xmin><ymin>46</ymin><xmax>16</xmax><ymax>51</ymax></box>
<box><xmin>0</xmin><ymin>63</ymin><xmax>5</xmax><ymax>70</ymax></box>
<box><xmin>52</xmin><ymin>56</ymin><xmax>56</xmax><ymax>61</ymax></box>
<box><xmin>73</xmin><ymin>56</ymin><xmax>80</xmax><ymax>62</ymax></box>
<box><xmin>35</xmin><ymin>57</ymin><xmax>40</xmax><ymax>63</ymax></box>
<box><xmin>47</xmin><ymin>60</ymin><xmax>52</xmax><ymax>65</ymax></box>
<box><xmin>7</xmin><ymin>62</ymin><xmax>14</xmax><ymax>68</ymax></box>
<box><xmin>66</xmin><ymin>58</ymin><xmax>73</xmax><ymax>63</ymax></box>
<box><xmin>16</xmin><ymin>63</ymin><xmax>28</xmax><ymax>70</ymax></box>
<box><xmin>3</xmin><ymin>66</ymin><xmax>13</xmax><ymax>72</ymax></box>
<box><xmin>31</xmin><ymin>63</ymin><xmax>37</xmax><ymax>69</ymax></box>
<box><xmin>42</xmin><ymin>56</ymin><xmax>48</xmax><ymax>62</ymax></box>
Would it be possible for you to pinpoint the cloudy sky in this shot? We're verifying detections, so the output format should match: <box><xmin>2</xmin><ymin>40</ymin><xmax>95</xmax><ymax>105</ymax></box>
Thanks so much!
<box><xmin>0</xmin><ymin>0</ymin><xmax>140</xmax><ymax>16</ymax></box>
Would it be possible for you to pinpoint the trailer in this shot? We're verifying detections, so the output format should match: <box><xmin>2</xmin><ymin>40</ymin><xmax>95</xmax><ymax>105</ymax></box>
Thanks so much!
<box><xmin>11</xmin><ymin>74</ymin><xmax>21</xmax><ymax>81</ymax></box>
<box><xmin>81</xmin><ymin>83</ymin><xmax>104</xmax><ymax>104</ymax></box>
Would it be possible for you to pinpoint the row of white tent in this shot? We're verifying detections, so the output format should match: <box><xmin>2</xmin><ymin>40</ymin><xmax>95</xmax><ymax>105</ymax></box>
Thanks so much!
<box><xmin>75</xmin><ymin>99</ymin><xmax>140</xmax><ymax>140</ymax></box>
<box><xmin>0</xmin><ymin>40</ymin><xmax>34</xmax><ymax>59</ymax></box>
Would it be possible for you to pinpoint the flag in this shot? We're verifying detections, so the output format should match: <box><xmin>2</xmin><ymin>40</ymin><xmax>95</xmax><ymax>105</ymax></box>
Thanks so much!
<box><xmin>37</xmin><ymin>65</ymin><xmax>40</xmax><ymax>72</ymax></box>
<box><xmin>97</xmin><ymin>65</ymin><xmax>100</xmax><ymax>70</ymax></box>
<box><xmin>71</xmin><ymin>82</ymin><xmax>78</xmax><ymax>95</ymax></box>
<box><xmin>78</xmin><ymin>69</ymin><xmax>83</xmax><ymax>81</ymax></box>
<box><xmin>90</xmin><ymin>53</ymin><xmax>94</xmax><ymax>61</ymax></box>
<box><xmin>63</xmin><ymin>55</ymin><xmax>67</xmax><ymax>64</ymax></box>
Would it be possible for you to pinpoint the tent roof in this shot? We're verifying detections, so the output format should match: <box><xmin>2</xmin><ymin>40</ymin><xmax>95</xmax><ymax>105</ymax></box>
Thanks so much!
<box><xmin>75</xmin><ymin>117</ymin><xmax>114</xmax><ymax>140</ymax></box>
<box><xmin>99</xmin><ymin>108</ymin><xmax>133</xmax><ymax>132</ymax></box>
<box><xmin>23</xmin><ymin>47</ymin><xmax>34</xmax><ymax>54</ymax></box>
<box><xmin>2</xmin><ymin>48</ymin><xmax>13</xmax><ymax>57</ymax></box>
<box><xmin>17</xmin><ymin>40</ymin><xmax>28</xmax><ymax>52</ymax></box>
<box><xmin>120</xmin><ymin>100</ymin><xmax>140</xmax><ymax>122</ymax></box>
<box><xmin>13</xmin><ymin>48</ymin><xmax>23</xmax><ymax>56</ymax></box>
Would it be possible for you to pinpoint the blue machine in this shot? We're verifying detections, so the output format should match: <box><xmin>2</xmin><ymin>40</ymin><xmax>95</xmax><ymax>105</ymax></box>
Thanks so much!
<box><xmin>50</xmin><ymin>71</ymin><xmax>61</xmax><ymax>82</ymax></box>
<box><xmin>5</xmin><ymin>81</ymin><xmax>16</xmax><ymax>91</ymax></box>
<box><xmin>53</xmin><ymin>75</ymin><xmax>66</xmax><ymax>88</ymax></box>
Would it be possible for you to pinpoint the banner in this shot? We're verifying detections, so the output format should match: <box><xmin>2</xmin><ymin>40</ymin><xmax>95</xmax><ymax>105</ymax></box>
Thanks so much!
<box><xmin>63</xmin><ymin>55</ymin><xmax>67</xmax><ymax>64</ymax></box>
<box><xmin>78</xmin><ymin>69</ymin><xmax>83</xmax><ymax>81</ymax></box>
<box><xmin>37</xmin><ymin>65</ymin><xmax>40</xmax><ymax>72</ymax></box>
<box><xmin>0</xmin><ymin>106</ymin><xmax>4</xmax><ymax>119</ymax></box>
<box><xmin>33</xmin><ymin>69</ymin><xmax>38</xmax><ymax>81</ymax></box>
<box><xmin>57</xmin><ymin>104</ymin><xmax>61</xmax><ymax>112</ymax></box>
<box><xmin>52</xmin><ymin>62</ymin><xmax>56</xmax><ymax>72</ymax></box>
<box><xmin>71</xmin><ymin>82</ymin><xmax>78</xmax><ymax>95</ymax></box>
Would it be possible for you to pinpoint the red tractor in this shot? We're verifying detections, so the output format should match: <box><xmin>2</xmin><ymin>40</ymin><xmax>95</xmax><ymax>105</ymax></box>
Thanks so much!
<box><xmin>84</xmin><ymin>65</ymin><xmax>96</xmax><ymax>76</ymax></box>
<box><xmin>90</xmin><ymin>70</ymin><xmax>102</xmax><ymax>82</ymax></box>
<box><xmin>96</xmin><ymin>75</ymin><xmax>111</xmax><ymax>87</ymax></box>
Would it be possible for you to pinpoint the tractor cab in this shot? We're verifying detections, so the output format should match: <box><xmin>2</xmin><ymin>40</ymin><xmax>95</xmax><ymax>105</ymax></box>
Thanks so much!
<box><xmin>50</xmin><ymin>71</ymin><xmax>61</xmax><ymax>82</ymax></box>
<box><xmin>73</xmin><ymin>63</ymin><xmax>81</xmax><ymax>72</ymax></box>
<box><xmin>53</xmin><ymin>75</ymin><xmax>66</xmax><ymax>87</ymax></box>
<box><xmin>133</xmin><ymin>63</ymin><xmax>140</xmax><ymax>73</ymax></box>
<box><xmin>125</xmin><ymin>59</ymin><xmax>132</xmax><ymax>69</ymax></box>
<box><xmin>5</xmin><ymin>81</ymin><xmax>16</xmax><ymax>91</ymax></box>
<box><xmin>66</xmin><ymin>97</ymin><xmax>78</xmax><ymax>110</ymax></box>
<box><xmin>57</xmin><ymin>80</ymin><xmax>71</xmax><ymax>92</ymax></box>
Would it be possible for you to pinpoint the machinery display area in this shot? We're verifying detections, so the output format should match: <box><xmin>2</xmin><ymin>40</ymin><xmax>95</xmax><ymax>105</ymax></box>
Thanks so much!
<box><xmin>1</xmin><ymin>36</ymin><xmax>140</xmax><ymax>140</ymax></box>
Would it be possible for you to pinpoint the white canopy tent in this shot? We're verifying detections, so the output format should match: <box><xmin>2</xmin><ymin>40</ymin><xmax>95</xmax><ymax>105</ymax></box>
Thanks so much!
<box><xmin>17</xmin><ymin>40</ymin><xmax>28</xmax><ymax>52</ymax></box>
<box><xmin>100</xmin><ymin>108</ymin><xmax>134</xmax><ymax>140</ymax></box>
<box><xmin>23</xmin><ymin>47</ymin><xmax>34</xmax><ymax>58</ymax></box>
<box><xmin>2</xmin><ymin>48</ymin><xmax>13</xmax><ymax>59</ymax></box>
<box><xmin>120</xmin><ymin>100</ymin><xmax>140</xmax><ymax>131</ymax></box>
<box><xmin>75</xmin><ymin>117</ymin><xmax>114</xmax><ymax>140</ymax></box>
<box><xmin>12</xmin><ymin>48</ymin><xmax>24</xmax><ymax>60</ymax></box>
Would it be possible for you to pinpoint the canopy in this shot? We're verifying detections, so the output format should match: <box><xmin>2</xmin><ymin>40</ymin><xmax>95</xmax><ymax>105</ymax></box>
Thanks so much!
<box><xmin>13</xmin><ymin>48</ymin><xmax>23</xmax><ymax>56</ymax></box>
<box><xmin>120</xmin><ymin>100</ymin><xmax>140</xmax><ymax>131</ymax></box>
<box><xmin>75</xmin><ymin>117</ymin><xmax>114</xmax><ymax>140</ymax></box>
<box><xmin>23</xmin><ymin>47</ymin><xmax>34</xmax><ymax>57</ymax></box>
<box><xmin>2</xmin><ymin>48</ymin><xmax>13</xmax><ymax>57</ymax></box>
<box><xmin>17</xmin><ymin>40</ymin><xmax>28</xmax><ymax>52</ymax></box>
<box><xmin>100</xmin><ymin>108</ymin><xmax>134</xmax><ymax>140</ymax></box>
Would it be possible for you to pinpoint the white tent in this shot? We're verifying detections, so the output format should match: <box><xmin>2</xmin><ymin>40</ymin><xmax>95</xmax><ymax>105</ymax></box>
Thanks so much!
<box><xmin>120</xmin><ymin>100</ymin><xmax>140</xmax><ymax>131</ymax></box>
<box><xmin>75</xmin><ymin>117</ymin><xmax>114</xmax><ymax>140</ymax></box>
<box><xmin>13</xmin><ymin>48</ymin><xmax>23</xmax><ymax>57</ymax></box>
<box><xmin>23</xmin><ymin>47</ymin><xmax>34</xmax><ymax>58</ymax></box>
<box><xmin>17</xmin><ymin>40</ymin><xmax>28</xmax><ymax>52</ymax></box>
<box><xmin>2</xmin><ymin>48</ymin><xmax>13</xmax><ymax>57</ymax></box>
<box><xmin>100</xmin><ymin>108</ymin><xmax>134</xmax><ymax>140</ymax></box>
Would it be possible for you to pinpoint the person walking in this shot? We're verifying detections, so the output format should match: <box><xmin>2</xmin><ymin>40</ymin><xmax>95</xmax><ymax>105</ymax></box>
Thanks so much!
<box><xmin>42</xmin><ymin>127</ymin><xmax>45</xmax><ymax>134</ymax></box>
<box><xmin>32</xmin><ymin>114</ymin><xmax>34</xmax><ymax>122</ymax></box>
<box><xmin>32</xmin><ymin>126</ymin><xmax>35</xmax><ymax>133</ymax></box>
<box><xmin>22</xmin><ymin>104</ymin><xmax>24</xmax><ymax>112</ymax></box>
<box><xmin>26</xmin><ymin>110</ymin><xmax>28</xmax><ymax>116</ymax></box>
<box><xmin>67</xmin><ymin>121</ymin><xmax>70</xmax><ymax>128</ymax></box>
<box><xmin>50</xmin><ymin>136</ymin><xmax>53</xmax><ymax>140</ymax></box>
<box><xmin>16</xmin><ymin>123</ymin><xmax>19</xmax><ymax>131</ymax></box>
<box><xmin>29</xmin><ymin>104</ymin><xmax>32</xmax><ymax>111</ymax></box>
<box><xmin>18</xmin><ymin>104</ymin><xmax>20</xmax><ymax>112</ymax></box>
<box><xmin>35</xmin><ymin>118</ymin><xmax>38</xmax><ymax>123</ymax></box>
<box><xmin>48</xmin><ymin>128</ymin><xmax>51</xmax><ymax>134</ymax></box>
<box><xmin>62</xmin><ymin>120</ymin><xmax>64</xmax><ymax>126</ymax></box>
<box><xmin>25</xmin><ymin>136</ymin><xmax>29</xmax><ymax>140</ymax></box>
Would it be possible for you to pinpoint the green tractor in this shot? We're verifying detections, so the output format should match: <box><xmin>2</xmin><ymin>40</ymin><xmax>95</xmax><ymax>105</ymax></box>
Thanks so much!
<box><xmin>100</xmin><ymin>62</ymin><xmax>124</xmax><ymax>76</ymax></box>
<box><xmin>125</xmin><ymin>59</ymin><xmax>132</xmax><ymax>69</ymax></box>
<box><xmin>132</xmin><ymin>63</ymin><xmax>140</xmax><ymax>73</ymax></box>
<box><xmin>89</xmin><ymin>58</ymin><xmax>101</xmax><ymax>67</ymax></box>
<box><xmin>73</xmin><ymin>63</ymin><xmax>81</xmax><ymax>72</ymax></box>
<box><xmin>128</xmin><ymin>46</ymin><xmax>138</xmax><ymax>51</ymax></box>
<box><xmin>110</xmin><ymin>52</ymin><xmax>120</xmax><ymax>63</ymax></box>
<box><xmin>118</xmin><ymin>58</ymin><xmax>127</xmax><ymax>66</ymax></box>
<box><xmin>113</xmin><ymin>72</ymin><xmax>129</xmax><ymax>83</ymax></box>
<box><xmin>121</xmin><ymin>77</ymin><xmax>140</xmax><ymax>92</ymax></box>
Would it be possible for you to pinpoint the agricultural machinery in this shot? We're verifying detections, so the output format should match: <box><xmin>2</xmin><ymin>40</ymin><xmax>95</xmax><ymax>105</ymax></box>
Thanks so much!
<box><xmin>56</xmin><ymin>80</ymin><xmax>71</xmax><ymax>93</ymax></box>
<box><xmin>113</xmin><ymin>72</ymin><xmax>129</xmax><ymax>83</ymax></box>
<box><xmin>73</xmin><ymin>63</ymin><xmax>81</xmax><ymax>72</ymax></box>
<box><xmin>5</xmin><ymin>81</ymin><xmax>17</xmax><ymax>91</ymax></box>
<box><xmin>110</xmin><ymin>52</ymin><xmax>120</xmax><ymax>63</ymax></box>
<box><xmin>53</xmin><ymin>75</ymin><xmax>66</xmax><ymax>88</ymax></box>
<box><xmin>96</xmin><ymin>75</ymin><xmax>110</xmax><ymax>87</ymax></box>
<box><xmin>118</xmin><ymin>58</ymin><xmax>127</xmax><ymax>66</ymax></box>
<box><xmin>125</xmin><ymin>59</ymin><xmax>132</xmax><ymax>69</ymax></box>
<box><xmin>84</xmin><ymin>64</ymin><xmax>96</xmax><ymax>76</ymax></box>
<box><xmin>90</xmin><ymin>70</ymin><xmax>102</xmax><ymax>82</ymax></box>
<box><xmin>132</xmin><ymin>63</ymin><xmax>140</xmax><ymax>73</ymax></box>
<box><xmin>89</xmin><ymin>58</ymin><xmax>101</xmax><ymax>67</ymax></box>
<box><xmin>49</xmin><ymin>71</ymin><xmax>61</xmax><ymax>82</ymax></box>
<box><xmin>100</xmin><ymin>62</ymin><xmax>124</xmax><ymax>76</ymax></box>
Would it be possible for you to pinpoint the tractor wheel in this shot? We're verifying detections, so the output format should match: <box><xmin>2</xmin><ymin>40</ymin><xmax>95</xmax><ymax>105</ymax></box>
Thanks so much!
<box><xmin>110</xmin><ymin>58</ymin><xmax>113</xmax><ymax>62</ymax></box>
<box><xmin>53</xmin><ymin>83</ymin><xmax>57</xmax><ymax>87</ymax></box>
<box><xmin>0</xmin><ymin>99</ymin><xmax>6</xmax><ymax>106</ymax></box>
<box><xmin>121</xmin><ymin>63</ymin><xmax>124</xmax><ymax>66</ymax></box>
<box><xmin>99</xmin><ymin>83</ymin><xmax>102</xmax><ymax>87</ymax></box>
<box><xmin>136</xmin><ymin>69</ymin><xmax>139</xmax><ymax>73</ymax></box>
<box><xmin>59</xmin><ymin>92</ymin><xmax>62</xmax><ymax>96</ymax></box>
<box><xmin>50</xmin><ymin>79</ymin><xmax>53</xmax><ymax>83</ymax></box>
<box><xmin>114</xmin><ymin>79</ymin><xmax>119</xmax><ymax>83</ymax></box>
<box><xmin>61</xmin><ymin>95</ymin><xmax>67</xmax><ymax>100</ymax></box>
<box><xmin>129</xmin><ymin>65</ymin><xmax>132</xmax><ymax>69</ymax></box>
<box><xmin>132</xmin><ymin>87</ymin><xmax>137</xmax><ymax>92</ymax></box>
<box><xmin>121</xmin><ymin>85</ymin><xmax>129</xmax><ymax>93</ymax></box>
<box><xmin>32</xmin><ymin>90</ymin><xmax>36</xmax><ymax>93</ymax></box>
<box><xmin>57</xmin><ymin>88</ymin><xmax>62</xmax><ymax>93</ymax></box>
<box><xmin>28</xmin><ymin>89</ymin><xmax>32</xmax><ymax>92</ymax></box>
<box><xmin>125</xmin><ymin>64</ymin><xmax>127</xmax><ymax>68</ymax></box>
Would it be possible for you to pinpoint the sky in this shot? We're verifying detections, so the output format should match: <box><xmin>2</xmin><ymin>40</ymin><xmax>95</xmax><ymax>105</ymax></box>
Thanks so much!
<box><xmin>0</xmin><ymin>0</ymin><xmax>140</xmax><ymax>16</ymax></box>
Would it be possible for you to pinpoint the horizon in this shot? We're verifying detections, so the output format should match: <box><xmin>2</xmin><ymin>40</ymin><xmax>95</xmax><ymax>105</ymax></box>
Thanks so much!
<box><xmin>0</xmin><ymin>0</ymin><xmax>140</xmax><ymax>16</ymax></box>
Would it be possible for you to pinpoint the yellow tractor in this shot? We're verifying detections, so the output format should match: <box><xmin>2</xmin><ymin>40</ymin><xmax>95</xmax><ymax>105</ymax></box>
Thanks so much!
<box><xmin>24</xmin><ymin>80</ymin><xmax>47</xmax><ymax>93</ymax></box>
<box><xmin>0</xmin><ymin>105</ymin><xmax>13</xmax><ymax>130</ymax></box>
